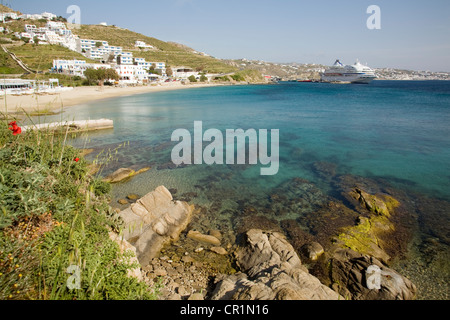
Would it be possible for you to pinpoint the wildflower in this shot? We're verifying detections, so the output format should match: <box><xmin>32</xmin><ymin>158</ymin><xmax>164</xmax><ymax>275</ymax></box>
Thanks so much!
<box><xmin>18</xmin><ymin>274</ymin><xmax>22</xmax><ymax>278</ymax></box>
<box><xmin>74</xmin><ymin>157</ymin><xmax>80</xmax><ymax>162</ymax></box>
<box><xmin>8</xmin><ymin>121</ymin><xmax>22</xmax><ymax>136</ymax></box>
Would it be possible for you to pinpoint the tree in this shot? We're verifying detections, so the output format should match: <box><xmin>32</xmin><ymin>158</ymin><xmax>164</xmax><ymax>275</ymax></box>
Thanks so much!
<box><xmin>199</xmin><ymin>74</ymin><xmax>208</xmax><ymax>82</ymax></box>
<box><xmin>95</xmin><ymin>41</ymin><xmax>102</xmax><ymax>48</ymax></box>
<box><xmin>104</xmin><ymin>68</ymin><xmax>119</xmax><ymax>82</ymax></box>
<box><xmin>84</xmin><ymin>68</ymin><xmax>100</xmax><ymax>85</ymax></box>
<box><xmin>188</xmin><ymin>75</ymin><xmax>197</xmax><ymax>83</ymax></box>
<box><xmin>84</xmin><ymin>68</ymin><xmax>119</xmax><ymax>86</ymax></box>
<box><xmin>166</xmin><ymin>67</ymin><xmax>173</xmax><ymax>77</ymax></box>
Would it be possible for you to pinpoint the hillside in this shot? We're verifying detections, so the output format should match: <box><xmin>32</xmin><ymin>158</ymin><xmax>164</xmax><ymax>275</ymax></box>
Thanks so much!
<box><xmin>75</xmin><ymin>24</ymin><xmax>236</xmax><ymax>73</ymax></box>
<box><xmin>1</xmin><ymin>18</ymin><xmax>237</xmax><ymax>75</ymax></box>
<box><xmin>0</xmin><ymin>4</ymin><xmax>20</xmax><ymax>14</ymax></box>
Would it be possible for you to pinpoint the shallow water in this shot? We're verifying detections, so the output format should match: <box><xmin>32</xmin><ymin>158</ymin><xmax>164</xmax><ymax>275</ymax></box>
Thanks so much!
<box><xmin>38</xmin><ymin>81</ymin><xmax>450</xmax><ymax>299</ymax></box>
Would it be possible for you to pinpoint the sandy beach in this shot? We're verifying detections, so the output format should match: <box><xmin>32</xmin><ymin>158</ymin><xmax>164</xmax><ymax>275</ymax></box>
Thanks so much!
<box><xmin>1</xmin><ymin>82</ymin><xmax>220</xmax><ymax>115</ymax></box>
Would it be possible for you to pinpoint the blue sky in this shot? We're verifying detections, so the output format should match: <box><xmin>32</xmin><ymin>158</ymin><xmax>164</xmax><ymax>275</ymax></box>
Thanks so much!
<box><xmin>7</xmin><ymin>0</ymin><xmax>450</xmax><ymax>71</ymax></box>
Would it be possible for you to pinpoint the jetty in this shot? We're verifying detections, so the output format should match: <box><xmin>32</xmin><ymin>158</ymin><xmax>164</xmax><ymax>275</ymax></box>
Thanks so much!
<box><xmin>21</xmin><ymin>119</ymin><xmax>114</xmax><ymax>133</ymax></box>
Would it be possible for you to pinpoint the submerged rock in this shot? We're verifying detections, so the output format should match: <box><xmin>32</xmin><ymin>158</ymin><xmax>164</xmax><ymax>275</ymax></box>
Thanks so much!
<box><xmin>350</xmin><ymin>187</ymin><xmax>398</xmax><ymax>217</ymax></box>
<box><xmin>187</xmin><ymin>230</ymin><xmax>221</xmax><ymax>246</ymax></box>
<box><xmin>104</xmin><ymin>167</ymin><xmax>150</xmax><ymax>183</ymax></box>
<box><xmin>118</xmin><ymin>186</ymin><xmax>194</xmax><ymax>266</ymax></box>
<box><xmin>301</xmin><ymin>242</ymin><xmax>325</xmax><ymax>261</ymax></box>
<box><xmin>332</xmin><ymin>187</ymin><xmax>402</xmax><ymax>263</ymax></box>
<box><xmin>329</xmin><ymin>248</ymin><xmax>417</xmax><ymax>300</ymax></box>
<box><xmin>211</xmin><ymin>229</ymin><xmax>342</xmax><ymax>300</ymax></box>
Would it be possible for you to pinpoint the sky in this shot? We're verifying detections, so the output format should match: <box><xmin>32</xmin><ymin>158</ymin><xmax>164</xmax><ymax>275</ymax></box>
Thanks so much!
<box><xmin>6</xmin><ymin>0</ymin><xmax>450</xmax><ymax>71</ymax></box>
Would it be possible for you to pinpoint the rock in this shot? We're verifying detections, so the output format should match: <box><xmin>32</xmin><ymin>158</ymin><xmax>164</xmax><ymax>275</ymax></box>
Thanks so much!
<box><xmin>126</xmin><ymin>194</ymin><xmax>139</xmax><ymax>200</ymax></box>
<box><xmin>177</xmin><ymin>286</ymin><xmax>189</xmax><ymax>296</ymax></box>
<box><xmin>187</xmin><ymin>230</ymin><xmax>221</xmax><ymax>246</ymax></box>
<box><xmin>108</xmin><ymin>232</ymin><xmax>142</xmax><ymax>281</ymax></box>
<box><xmin>118</xmin><ymin>199</ymin><xmax>129</xmax><ymax>205</ymax></box>
<box><xmin>209</xmin><ymin>229</ymin><xmax>222</xmax><ymax>240</ymax></box>
<box><xmin>301</xmin><ymin>242</ymin><xmax>324</xmax><ymax>261</ymax></box>
<box><xmin>104</xmin><ymin>167</ymin><xmax>150</xmax><ymax>183</ymax></box>
<box><xmin>350</xmin><ymin>187</ymin><xmax>398</xmax><ymax>217</ymax></box>
<box><xmin>210</xmin><ymin>247</ymin><xmax>228</xmax><ymax>255</ymax></box>
<box><xmin>182</xmin><ymin>256</ymin><xmax>195</xmax><ymax>264</ymax></box>
<box><xmin>104</xmin><ymin>168</ymin><xmax>136</xmax><ymax>183</ymax></box>
<box><xmin>211</xmin><ymin>229</ymin><xmax>342</xmax><ymax>300</ymax></box>
<box><xmin>188</xmin><ymin>293</ymin><xmax>204</xmax><ymax>300</ymax></box>
<box><xmin>168</xmin><ymin>293</ymin><xmax>182</xmax><ymax>300</ymax></box>
<box><xmin>154</xmin><ymin>268</ymin><xmax>167</xmax><ymax>277</ymax></box>
<box><xmin>135</xmin><ymin>167</ymin><xmax>151</xmax><ymax>175</ymax></box>
<box><xmin>333</xmin><ymin>215</ymin><xmax>392</xmax><ymax>263</ymax></box>
<box><xmin>118</xmin><ymin>186</ymin><xmax>194</xmax><ymax>266</ymax></box>
<box><xmin>329</xmin><ymin>248</ymin><xmax>417</xmax><ymax>300</ymax></box>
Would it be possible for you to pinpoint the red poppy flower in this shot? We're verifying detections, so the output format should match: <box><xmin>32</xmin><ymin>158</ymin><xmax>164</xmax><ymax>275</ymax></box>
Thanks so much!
<box><xmin>74</xmin><ymin>158</ymin><xmax>80</xmax><ymax>162</ymax></box>
<box><xmin>8</xmin><ymin>122</ymin><xmax>22</xmax><ymax>136</ymax></box>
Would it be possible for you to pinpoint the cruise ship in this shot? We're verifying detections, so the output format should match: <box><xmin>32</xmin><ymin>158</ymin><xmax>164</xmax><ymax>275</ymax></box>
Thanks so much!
<box><xmin>321</xmin><ymin>59</ymin><xmax>377</xmax><ymax>84</ymax></box>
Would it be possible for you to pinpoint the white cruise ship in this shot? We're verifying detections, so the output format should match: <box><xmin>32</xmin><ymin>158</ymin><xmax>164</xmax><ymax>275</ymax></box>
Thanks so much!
<box><xmin>321</xmin><ymin>59</ymin><xmax>377</xmax><ymax>84</ymax></box>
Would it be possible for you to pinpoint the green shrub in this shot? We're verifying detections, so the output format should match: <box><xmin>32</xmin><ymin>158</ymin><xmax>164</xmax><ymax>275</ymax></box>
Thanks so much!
<box><xmin>0</xmin><ymin>119</ymin><xmax>157</xmax><ymax>300</ymax></box>
<box><xmin>188</xmin><ymin>75</ymin><xmax>197</xmax><ymax>82</ymax></box>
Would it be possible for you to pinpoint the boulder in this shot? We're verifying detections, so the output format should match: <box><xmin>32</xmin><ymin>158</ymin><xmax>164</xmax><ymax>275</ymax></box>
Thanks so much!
<box><xmin>187</xmin><ymin>230</ymin><xmax>221</xmax><ymax>246</ymax></box>
<box><xmin>109</xmin><ymin>232</ymin><xmax>142</xmax><ymax>281</ymax></box>
<box><xmin>211</xmin><ymin>229</ymin><xmax>342</xmax><ymax>300</ymax></box>
<box><xmin>104</xmin><ymin>167</ymin><xmax>151</xmax><ymax>183</ymax></box>
<box><xmin>329</xmin><ymin>248</ymin><xmax>417</xmax><ymax>300</ymax></box>
<box><xmin>210</xmin><ymin>247</ymin><xmax>228</xmax><ymax>255</ymax></box>
<box><xmin>104</xmin><ymin>168</ymin><xmax>136</xmax><ymax>183</ymax></box>
<box><xmin>301</xmin><ymin>242</ymin><xmax>325</xmax><ymax>261</ymax></box>
<box><xmin>118</xmin><ymin>186</ymin><xmax>194</xmax><ymax>266</ymax></box>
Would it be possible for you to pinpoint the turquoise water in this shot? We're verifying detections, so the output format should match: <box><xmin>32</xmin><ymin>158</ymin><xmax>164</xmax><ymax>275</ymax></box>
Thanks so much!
<box><xmin>43</xmin><ymin>81</ymin><xmax>450</xmax><ymax>201</ymax></box>
<box><xmin>38</xmin><ymin>80</ymin><xmax>450</xmax><ymax>298</ymax></box>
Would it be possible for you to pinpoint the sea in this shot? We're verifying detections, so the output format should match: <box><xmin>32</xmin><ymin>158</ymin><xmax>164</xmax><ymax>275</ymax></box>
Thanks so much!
<box><xmin>39</xmin><ymin>80</ymin><xmax>450</xmax><ymax>299</ymax></box>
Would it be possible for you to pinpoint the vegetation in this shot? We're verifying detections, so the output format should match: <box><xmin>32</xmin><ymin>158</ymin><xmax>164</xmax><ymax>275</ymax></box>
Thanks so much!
<box><xmin>3</xmin><ymin>19</ymin><xmax>237</xmax><ymax>74</ymax></box>
<box><xmin>0</xmin><ymin>119</ymin><xmax>158</xmax><ymax>300</ymax></box>
<box><xmin>187</xmin><ymin>75</ymin><xmax>197</xmax><ymax>83</ymax></box>
<box><xmin>0</xmin><ymin>50</ymin><xmax>24</xmax><ymax>74</ymax></box>
<box><xmin>84</xmin><ymin>68</ymin><xmax>119</xmax><ymax>86</ymax></box>
<box><xmin>7</xmin><ymin>44</ymin><xmax>95</xmax><ymax>72</ymax></box>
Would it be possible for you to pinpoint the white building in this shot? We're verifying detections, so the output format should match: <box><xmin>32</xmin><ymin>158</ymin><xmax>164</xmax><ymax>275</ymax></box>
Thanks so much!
<box><xmin>135</xmin><ymin>40</ymin><xmax>154</xmax><ymax>49</ymax></box>
<box><xmin>133</xmin><ymin>58</ymin><xmax>166</xmax><ymax>75</ymax></box>
<box><xmin>20</xmin><ymin>32</ymin><xmax>33</xmax><ymax>39</ymax></box>
<box><xmin>172</xmin><ymin>66</ymin><xmax>198</xmax><ymax>79</ymax></box>
<box><xmin>45</xmin><ymin>30</ymin><xmax>64</xmax><ymax>45</ymax></box>
<box><xmin>53</xmin><ymin>59</ymin><xmax>112</xmax><ymax>77</ymax></box>
<box><xmin>25</xmin><ymin>24</ymin><xmax>37</xmax><ymax>33</ymax></box>
<box><xmin>0</xmin><ymin>12</ymin><xmax>18</xmax><ymax>22</ymax></box>
<box><xmin>117</xmin><ymin>52</ymin><xmax>134</xmax><ymax>65</ymax></box>
<box><xmin>41</xmin><ymin>12</ymin><xmax>57</xmax><ymax>20</ymax></box>
<box><xmin>77</xmin><ymin>39</ymin><xmax>109</xmax><ymax>53</ymax></box>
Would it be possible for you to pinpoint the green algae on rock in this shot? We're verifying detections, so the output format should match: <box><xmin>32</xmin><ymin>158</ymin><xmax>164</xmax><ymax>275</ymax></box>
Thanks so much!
<box><xmin>333</xmin><ymin>188</ymin><xmax>400</xmax><ymax>263</ymax></box>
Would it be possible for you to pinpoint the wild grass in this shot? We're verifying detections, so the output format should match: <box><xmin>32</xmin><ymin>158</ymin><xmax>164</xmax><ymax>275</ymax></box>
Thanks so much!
<box><xmin>0</xmin><ymin>114</ymin><xmax>158</xmax><ymax>300</ymax></box>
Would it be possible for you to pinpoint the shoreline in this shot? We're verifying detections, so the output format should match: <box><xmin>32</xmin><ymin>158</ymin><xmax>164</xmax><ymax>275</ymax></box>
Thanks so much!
<box><xmin>1</xmin><ymin>82</ymin><xmax>223</xmax><ymax>115</ymax></box>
